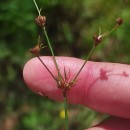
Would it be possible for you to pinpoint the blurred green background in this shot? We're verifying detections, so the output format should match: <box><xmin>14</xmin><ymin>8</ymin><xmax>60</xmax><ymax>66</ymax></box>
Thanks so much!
<box><xmin>0</xmin><ymin>0</ymin><xmax>130</xmax><ymax>130</ymax></box>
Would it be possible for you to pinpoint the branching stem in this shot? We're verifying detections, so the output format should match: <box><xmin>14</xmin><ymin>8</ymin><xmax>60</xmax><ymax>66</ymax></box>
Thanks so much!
<box><xmin>73</xmin><ymin>45</ymin><xmax>96</xmax><ymax>82</ymax></box>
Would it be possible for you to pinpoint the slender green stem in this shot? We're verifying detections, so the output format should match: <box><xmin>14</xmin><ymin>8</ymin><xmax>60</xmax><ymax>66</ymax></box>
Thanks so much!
<box><xmin>73</xmin><ymin>45</ymin><xmax>96</xmax><ymax>82</ymax></box>
<box><xmin>102</xmin><ymin>25</ymin><xmax>118</xmax><ymax>38</ymax></box>
<box><xmin>43</xmin><ymin>27</ymin><xmax>61</xmax><ymax>79</ymax></box>
<box><xmin>107</xmin><ymin>25</ymin><xmax>118</xmax><ymax>35</ymax></box>
<box><xmin>37</xmin><ymin>55</ymin><xmax>56</xmax><ymax>81</ymax></box>
<box><xmin>64</xmin><ymin>94</ymin><xmax>69</xmax><ymax>130</ymax></box>
<box><xmin>33</xmin><ymin>0</ymin><xmax>40</xmax><ymax>16</ymax></box>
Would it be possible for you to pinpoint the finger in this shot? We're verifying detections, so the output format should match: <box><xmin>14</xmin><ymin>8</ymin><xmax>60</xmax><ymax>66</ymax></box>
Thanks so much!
<box><xmin>23</xmin><ymin>57</ymin><xmax>130</xmax><ymax>119</ymax></box>
<box><xmin>86</xmin><ymin>116</ymin><xmax>130</xmax><ymax>130</ymax></box>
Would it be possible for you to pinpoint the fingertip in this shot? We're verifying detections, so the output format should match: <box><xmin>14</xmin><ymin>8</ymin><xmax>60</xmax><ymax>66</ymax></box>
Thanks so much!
<box><xmin>23</xmin><ymin>57</ymin><xmax>62</xmax><ymax>100</ymax></box>
<box><xmin>23</xmin><ymin>58</ymin><xmax>35</xmax><ymax>88</ymax></box>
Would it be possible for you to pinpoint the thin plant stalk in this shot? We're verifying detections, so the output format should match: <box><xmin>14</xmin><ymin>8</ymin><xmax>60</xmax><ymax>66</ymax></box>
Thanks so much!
<box><xmin>107</xmin><ymin>25</ymin><xmax>119</xmax><ymax>35</ymax></box>
<box><xmin>63</xmin><ymin>91</ymin><xmax>69</xmax><ymax>130</ymax></box>
<box><xmin>99</xmin><ymin>25</ymin><xmax>119</xmax><ymax>38</ymax></box>
<box><xmin>43</xmin><ymin>27</ymin><xmax>61</xmax><ymax>79</ymax></box>
<box><xmin>73</xmin><ymin>45</ymin><xmax>96</xmax><ymax>82</ymax></box>
<box><xmin>37</xmin><ymin>55</ymin><xmax>56</xmax><ymax>81</ymax></box>
<box><xmin>33</xmin><ymin>0</ymin><xmax>41</xmax><ymax>16</ymax></box>
<box><xmin>64</xmin><ymin>96</ymin><xmax>69</xmax><ymax>130</ymax></box>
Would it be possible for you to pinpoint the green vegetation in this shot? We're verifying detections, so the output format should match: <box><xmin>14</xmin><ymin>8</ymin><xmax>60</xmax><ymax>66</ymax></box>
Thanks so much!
<box><xmin>0</xmin><ymin>0</ymin><xmax>130</xmax><ymax>129</ymax></box>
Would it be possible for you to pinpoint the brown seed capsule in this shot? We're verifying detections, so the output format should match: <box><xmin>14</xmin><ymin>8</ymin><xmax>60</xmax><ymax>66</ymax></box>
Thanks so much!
<box><xmin>35</xmin><ymin>15</ymin><xmax>46</xmax><ymax>27</ymax></box>
<box><xmin>30</xmin><ymin>43</ymin><xmax>43</xmax><ymax>55</ymax></box>
<box><xmin>93</xmin><ymin>34</ymin><xmax>102</xmax><ymax>46</ymax></box>
<box><xmin>116</xmin><ymin>18</ymin><xmax>123</xmax><ymax>26</ymax></box>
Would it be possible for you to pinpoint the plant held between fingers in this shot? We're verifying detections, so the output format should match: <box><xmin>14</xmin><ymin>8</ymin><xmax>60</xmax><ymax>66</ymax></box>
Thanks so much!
<box><xmin>28</xmin><ymin>0</ymin><xmax>123</xmax><ymax>129</ymax></box>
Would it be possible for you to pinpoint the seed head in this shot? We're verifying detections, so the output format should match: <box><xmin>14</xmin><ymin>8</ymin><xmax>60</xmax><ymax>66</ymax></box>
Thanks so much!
<box><xmin>93</xmin><ymin>34</ymin><xmax>102</xmax><ymax>46</ymax></box>
<box><xmin>30</xmin><ymin>42</ymin><xmax>44</xmax><ymax>55</ymax></box>
<box><xmin>55</xmin><ymin>68</ymin><xmax>76</xmax><ymax>95</ymax></box>
<box><xmin>116</xmin><ymin>18</ymin><xmax>123</xmax><ymax>26</ymax></box>
<box><xmin>35</xmin><ymin>15</ymin><xmax>46</xmax><ymax>27</ymax></box>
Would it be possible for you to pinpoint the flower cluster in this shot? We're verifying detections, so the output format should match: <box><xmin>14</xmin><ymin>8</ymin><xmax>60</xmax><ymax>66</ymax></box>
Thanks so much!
<box><xmin>93</xmin><ymin>17</ymin><xmax>123</xmax><ymax>46</ymax></box>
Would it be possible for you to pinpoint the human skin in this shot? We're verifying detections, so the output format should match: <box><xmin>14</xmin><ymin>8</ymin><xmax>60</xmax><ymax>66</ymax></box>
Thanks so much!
<box><xmin>23</xmin><ymin>56</ymin><xmax>130</xmax><ymax>130</ymax></box>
